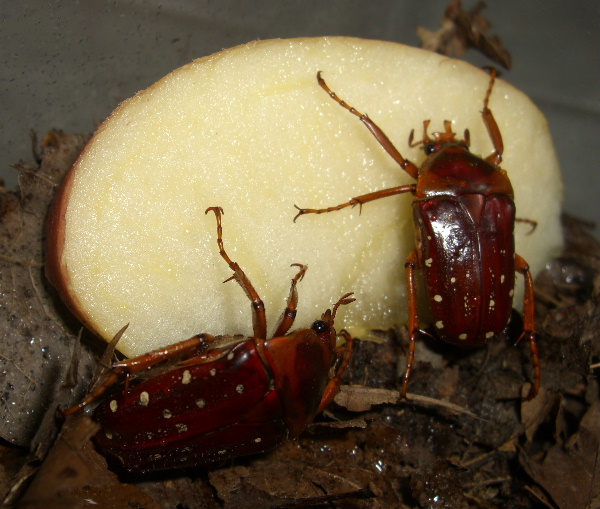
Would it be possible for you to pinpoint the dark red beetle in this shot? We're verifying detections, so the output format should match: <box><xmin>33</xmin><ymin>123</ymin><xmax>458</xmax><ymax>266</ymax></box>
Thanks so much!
<box><xmin>65</xmin><ymin>206</ymin><xmax>354</xmax><ymax>473</ymax></box>
<box><xmin>294</xmin><ymin>69</ymin><xmax>540</xmax><ymax>400</ymax></box>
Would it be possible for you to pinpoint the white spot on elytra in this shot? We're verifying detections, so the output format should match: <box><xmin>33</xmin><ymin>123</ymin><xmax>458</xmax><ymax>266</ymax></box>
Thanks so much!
<box><xmin>435</xmin><ymin>321</ymin><xmax>444</xmax><ymax>329</ymax></box>
<box><xmin>485</xmin><ymin>332</ymin><xmax>494</xmax><ymax>339</ymax></box>
<box><xmin>210</xmin><ymin>368</ymin><xmax>216</xmax><ymax>376</ymax></box>
<box><xmin>110</xmin><ymin>400</ymin><xmax>118</xmax><ymax>412</ymax></box>
<box><xmin>176</xmin><ymin>423</ymin><xmax>188</xmax><ymax>433</ymax></box>
<box><xmin>196</xmin><ymin>398</ymin><xmax>206</xmax><ymax>408</ymax></box>
<box><xmin>509</xmin><ymin>289</ymin><xmax>514</xmax><ymax>297</ymax></box>
<box><xmin>139</xmin><ymin>391</ymin><xmax>150</xmax><ymax>406</ymax></box>
<box><xmin>163</xmin><ymin>409</ymin><xmax>172</xmax><ymax>419</ymax></box>
<box><xmin>105</xmin><ymin>431</ymin><xmax>113</xmax><ymax>440</ymax></box>
<box><xmin>254</xmin><ymin>437</ymin><xmax>262</xmax><ymax>443</ymax></box>
<box><xmin>425</xmin><ymin>258</ymin><xmax>433</xmax><ymax>267</ymax></box>
<box><xmin>450</xmin><ymin>277</ymin><xmax>456</xmax><ymax>283</ymax></box>
<box><xmin>182</xmin><ymin>370</ymin><xmax>191</xmax><ymax>384</ymax></box>
<box><xmin>227</xmin><ymin>352</ymin><xmax>235</xmax><ymax>360</ymax></box>
<box><xmin>236</xmin><ymin>384</ymin><xmax>244</xmax><ymax>394</ymax></box>
<box><xmin>458</xmin><ymin>333</ymin><xmax>467</xmax><ymax>341</ymax></box>
<box><xmin>434</xmin><ymin>295</ymin><xmax>442</xmax><ymax>302</ymax></box>
<box><xmin>501</xmin><ymin>275</ymin><xmax>505</xmax><ymax>283</ymax></box>
<box><xmin>489</xmin><ymin>300</ymin><xmax>495</xmax><ymax>308</ymax></box>
<box><xmin>218</xmin><ymin>449</ymin><xmax>227</xmax><ymax>455</ymax></box>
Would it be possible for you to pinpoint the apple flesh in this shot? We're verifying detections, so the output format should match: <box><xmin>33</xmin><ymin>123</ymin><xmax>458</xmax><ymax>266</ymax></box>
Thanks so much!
<box><xmin>46</xmin><ymin>37</ymin><xmax>563</xmax><ymax>358</ymax></box>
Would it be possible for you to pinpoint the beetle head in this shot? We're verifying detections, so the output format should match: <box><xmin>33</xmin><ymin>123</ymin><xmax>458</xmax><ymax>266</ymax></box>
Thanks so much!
<box><xmin>409</xmin><ymin>120</ymin><xmax>470</xmax><ymax>156</ymax></box>
<box><xmin>313</xmin><ymin>292</ymin><xmax>355</xmax><ymax>352</ymax></box>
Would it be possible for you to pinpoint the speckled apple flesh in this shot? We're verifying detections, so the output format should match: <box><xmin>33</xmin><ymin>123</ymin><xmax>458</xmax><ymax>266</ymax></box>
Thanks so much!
<box><xmin>46</xmin><ymin>37</ymin><xmax>563</xmax><ymax>358</ymax></box>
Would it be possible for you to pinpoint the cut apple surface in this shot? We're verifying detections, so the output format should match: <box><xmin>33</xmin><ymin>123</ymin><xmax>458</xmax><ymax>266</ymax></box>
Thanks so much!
<box><xmin>46</xmin><ymin>37</ymin><xmax>563</xmax><ymax>358</ymax></box>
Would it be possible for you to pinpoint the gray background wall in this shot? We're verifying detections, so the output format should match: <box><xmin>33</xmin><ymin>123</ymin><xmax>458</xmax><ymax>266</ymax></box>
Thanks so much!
<box><xmin>2</xmin><ymin>1</ymin><xmax>599</xmax><ymax>226</ymax></box>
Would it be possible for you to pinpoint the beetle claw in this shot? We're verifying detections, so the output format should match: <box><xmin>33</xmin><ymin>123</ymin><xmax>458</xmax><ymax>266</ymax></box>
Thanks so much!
<box><xmin>292</xmin><ymin>204</ymin><xmax>304</xmax><ymax>223</ymax></box>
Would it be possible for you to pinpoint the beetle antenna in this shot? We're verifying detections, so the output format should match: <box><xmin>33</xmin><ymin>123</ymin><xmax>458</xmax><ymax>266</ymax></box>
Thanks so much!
<box><xmin>331</xmin><ymin>292</ymin><xmax>355</xmax><ymax>322</ymax></box>
<box><xmin>431</xmin><ymin>120</ymin><xmax>457</xmax><ymax>144</ymax></box>
<box><xmin>408</xmin><ymin>120</ymin><xmax>432</xmax><ymax>148</ymax></box>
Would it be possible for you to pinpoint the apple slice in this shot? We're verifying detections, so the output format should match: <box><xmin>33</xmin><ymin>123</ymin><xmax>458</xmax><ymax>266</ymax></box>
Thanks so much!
<box><xmin>46</xmin><ymin>37</ymin><xmax>563</xmax><ymax>358</ymax></box>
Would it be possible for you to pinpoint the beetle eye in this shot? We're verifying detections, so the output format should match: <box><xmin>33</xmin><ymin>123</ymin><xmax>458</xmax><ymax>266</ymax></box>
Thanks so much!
<box><xmin>424</xmin><ymin>143</ymin><xmax>436</xmax><ymax>155</ymax></box>
<box><xmin>311</xmin><ymin>320</ymin><xmax>329</xmax><ymax>334</ymax></box>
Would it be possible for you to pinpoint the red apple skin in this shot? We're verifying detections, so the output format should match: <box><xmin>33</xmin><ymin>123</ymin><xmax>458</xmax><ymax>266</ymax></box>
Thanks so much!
<box><xmin>45</xmin><ymin>148</ymin><xmax>99</xmax><ymax>337</ymax></box>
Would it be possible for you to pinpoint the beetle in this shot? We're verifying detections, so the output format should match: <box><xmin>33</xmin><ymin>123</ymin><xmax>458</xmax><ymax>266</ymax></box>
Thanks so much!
<box><xmin>294</xmin><ymin>69</ymin><xmax>540</xmax><ymax>400</ymax></box>
<box><xmin>65</xmin><ymin>206</ymin><xmax>354</xmax><ymax>473</ymax></box>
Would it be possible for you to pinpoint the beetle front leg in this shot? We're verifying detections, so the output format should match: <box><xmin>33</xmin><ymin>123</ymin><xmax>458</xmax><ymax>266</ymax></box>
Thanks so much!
<box><xmin>317</xmin><ymin>72</ymin><xmax>420</xmax><ymax>179</ymax></box>
<box><xmin>294</xmin><ymin>184</ymin><xmax>416</xmax><ymax>222</ymax></box>
<box><xmin>401</xmin><ymin>250</ymin><xmax>421</xmax><ymax>400</ymax></box>
<box><xmin>316</xmin><ymin>330</ymin><xmax>355</xmax><ymax>414</ymax></box>
<box><xmin>206</xmin><ymin>206</ymin><xmax>268</xmax><ymax>340</ymax></box>
<box><xmin>515</xmin><ymin>253</ymin><xmax>540</xmax><ymax>400</ymax></box>
<box><xmin>272</xmin><ymin>263</ymin><xmax>308</xmax><ymax>337</ymax></box>
<box><xmin>481</xmin><ymin>68</ymin><xmax>504</xmax><ymax>166</ymax></box>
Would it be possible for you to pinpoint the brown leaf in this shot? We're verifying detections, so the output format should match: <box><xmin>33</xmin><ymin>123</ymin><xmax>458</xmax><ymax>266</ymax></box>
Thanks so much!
<box><xmin>16</xmin><ymin>414</ymin><xmax>164</xmax><ymax>509</ymax></box>
<box><xmin>521</xmin><ymin>387</ymin><xmax>561</xmax><ymax>443</ymax></box>
<box><xmin>209</xmin><ymin>460</ymin><xmax>376</xmax><ymax>509</ymax></box>
<box><xmin>520</xmin><ymin>387</ymin><xmax>600</xmax><ymax>509</ymax></box>
<box><xmin>334</xmin><ymin>384</ymin><xmax>481</xmax><ymax>419</ymax></box>
<box><xmin>417</xmin><ymin>0</ymin><xmax>512</xmax><ymax>69</ymax></box>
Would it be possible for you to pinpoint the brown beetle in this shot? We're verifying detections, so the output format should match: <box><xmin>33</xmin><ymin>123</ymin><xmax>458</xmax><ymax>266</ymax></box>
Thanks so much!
<box><xmin>64</xmin><ymin>207</ymin><xmax>355</xmax><ymax>472</ymax></box>
<box><xmin>295</xmin><ymin>69</ymin><xmax>540</xmax><ymax>400</ymax></box>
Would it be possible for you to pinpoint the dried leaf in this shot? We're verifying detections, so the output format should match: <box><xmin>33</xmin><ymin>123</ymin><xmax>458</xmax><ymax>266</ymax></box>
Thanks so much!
<box><xmin>521</xmin><ymin>387</ymin><xmax>561</xmax><ymax>442</ymax></box>
<box><xmin>28</xmin><ymin>416</ymin><xmax>161</xmax><ymax>509</ymax></box>
<box><xmin>209</xmin><ymin>461</ymin><xmax>376</xmax><ymax>509</ymax></box>
<box><xmin>417</xmin><ymin>0</ymin><xmax>512</xmax><ymax>69</ymax></box>
<box><xmin>520</xmin><ymin>386</ymin><xmax>600</xmax><ymax>509</ymax></box>
<box><xmin>334</xmin><ymin>384</ymin><xmax>482</xmax><ymax>419</ymax></box>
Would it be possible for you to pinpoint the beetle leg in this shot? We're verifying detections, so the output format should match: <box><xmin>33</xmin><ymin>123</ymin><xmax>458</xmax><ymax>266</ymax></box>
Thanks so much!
<box><xmin>272</xmin><ymin>263</ymin><xmax>308</xmax><ymax>337</ymax></box>
<box><xmin>401</xmin><ymin>250</ymin><xmax>422</xmax><ymax>400</ymax></box>
<box><xmin>206</xmin><ymin>207</ymin><xmax>268</xmax><ymax>340</ymax></box>
<box><xmin>514</xmin><ymin>253</ymin><xmax>540</xmax><ymax>400</ymax></box>
<box><xmin>113</xmin><ymin>333</ymin><xmax>217</xmax><ymax>372</ymax></box>
<box><xmin>317</xmin><ymin>71</ymin><xmax>420</xmax><ymax>179</ymax></box>
<box><xmin>481</xmin><ymin>68</ymin><xmax>504</xmax><ymax>166</ymax></box>
<box><xmin>63</xmin><ymin>334</ymin><xmax>217</xmax><ymax>416</ymax></box>
<box><xmin>316</xmin><ymin>330</ymin><xmax>355</xmax><ymax>414</ymax></box>
<box><xmin>516</xmin><ymin>217</ymin><xmax>538</xmax><ymax>234</ymax></box>
<box><xmin>294</xmin><ymin>184</ymin><xmax>416</xmax><ymax>222</ymax></box>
